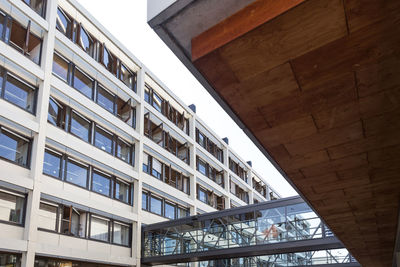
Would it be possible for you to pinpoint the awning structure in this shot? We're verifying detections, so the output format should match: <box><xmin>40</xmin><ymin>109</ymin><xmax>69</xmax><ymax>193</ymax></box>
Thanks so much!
<box><xmin>147</xmin><ymin>0</ymin><xmax>400</xmax><ymax>266</ymax></box>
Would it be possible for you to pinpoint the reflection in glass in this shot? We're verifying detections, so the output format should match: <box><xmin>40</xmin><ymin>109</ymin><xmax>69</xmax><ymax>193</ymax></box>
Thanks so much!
<box><xmin>73</xmin><ymin>68</ymin><xmax>93</xmax><ymax>99</ymax></box>
<box><xmin>90</xmin><ymin>216</ymin><xmax>109</xmax><ymax>242</ymax></box>
<box><xmin>0</xmin><ymin>128</ymin><xmax>30</xmax><ymax>167</ymax></box>
<box><xmin>92</xmin><ymin>171</ymin><xmax>111</xmax><ymax>196</ymax></box>
<box><xmin>113</xmin><ymin>222</ymin><xmax>130</xmax><ymax>246</ymax></box>
<box><xmin>150</xmin><ymin>196</ymin><xmax>162</xmax><ymax>215</ymax></box>
<box><xmin>38</xmin><ymin>202</ymin><xmax>57</xmax><ymax>231</ymax></box>
<box><xmin>65</xmin><ymin>159</ymin><xmax>87</xmax><ymax>188</ymax></box>
<box><xmin>96</xmin><ymin>85</ymin><xmax>114</xmax><ymax>113</ymax></box>
<box><xmin>0</xmin><ymin>191</ymin><xmax>24</xmax><ymax>224</ymax></box>
<box><xmin>115</xmin><ymin>179</ymin><xmax>129</xmax><ymax>203</ymax></box>
<box><xmin>4</xmin><ymin>75</ymin><xmax>35</xmax><ymax>112</ymax></box>
<box><xmin>70</xmin><ymin>112</ymin><xmax>90</xmax><ymax>142</ymax></box>
<box><xmin>43</xmin><ymin>150</ymin><xmax>61</xmax><ymax>178</ymax></box>
<box><xmin>94</xmin><ymin>126</ymin><xmax>113</xmax><ymax>154</ymax></box>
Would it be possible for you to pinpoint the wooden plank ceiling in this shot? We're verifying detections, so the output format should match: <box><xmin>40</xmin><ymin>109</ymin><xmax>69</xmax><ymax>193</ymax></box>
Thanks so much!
<box><xmin>191</xmin><ymin>0</ymin><xmax>400</xmax><ymax>266</ymax></box>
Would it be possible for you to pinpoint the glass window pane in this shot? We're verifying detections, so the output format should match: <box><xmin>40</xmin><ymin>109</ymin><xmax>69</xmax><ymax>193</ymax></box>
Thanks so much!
<box><xmin>73</xmin><ymin>68</ymin><xmax>93</xmax><ymax>99</ymax></box>
<box><xmin>94</xmin><ymin>126</ymin><xmax>113</xmax><ymax>154</ymax></box>
<box><xmin>0</xmin><ymin>129</ymin><xmax>30</xmax><ymax>167</ymax></box>
<box><xmin>24</xmin><ymin>0</ymin><xmax>45</xmax><ymax>17</ymax></box>
<box><xmin>165</xmin><ymin>202</ymin><xmax>175</xmax><ymax>219</ymax></box>
<box><xmin>198</xmin><ymin>188</ymin><xmax>207</xmax><ymax>203</ymax></box>
<box><xmin>97</xmin><ymin>85</ymin><xmax>114</xmax><ymax>113</ymax></box>
<box><xmin>115</xmin><ymin>180</ymin><xmax>129</xmax><ymax>203</ymax></box>
<box><xmin>150</xmin><ymin>196</ymin><xmax>162</xmax><ymax>215</ymax></box>
<box><xmin>197</xmin><ymin>160</ymin><xmax>207</xmax><ymax>176</ymax></box>
<box><xmin>113</xmin><ymin>222</ymin><xmax>130</xmax><ymax>246</ymax></box>
<box><xmin>92</xmin><ymin>171</ymin><xmax>111</xmax><ymax>196</ymax></box>
<box><xmin>0</xmin><ymin>13</ymin><xmax>5</xmax><ymax>41</ymax></box>
<box><xmin>38</xmin><ymin>202</ymin><xmax>57</xmax><ymax>231</ymax></box>
<box><xmin>66</xmin><ymin>159</ymin><xmax>87</xmax><ymax>188</ymax></box>
<box><xmin>43</xmin><ymin>150</ymin><xmax>61</xmax><ymax>178</ymax></box>
<box><xmin>78</xmin><ymin>26</ymin><xmax>94</xmax><ymax>56</ymax></box>
<box><xmin>4</xmin><ymin>74</ymin><xmax>35</xmax><ymax>112</ymax></box>
<box><xmin>47</xmin><ymin>97</ymin><xmax>66</xmax><ymax>128</ymax></box>
<box><xmin>152</xmin><ymin>92</ymin><xmax>162</xmax><ymax>112</ymax></box>
<box><xmin>144</xmin><ymin>86</ymin><xmax>150</xmax><ymax>103</ymax></box>
<box><xmin>0</xmin><ymin>191</ymin><xmax>24</xmax><ymax>224</ymax></box>
<box><xmin>52</xmin><ymin>53</ymin><xmax>69</xmax><ymax>81</ymax></box>
<box><xmin>116</xmin><ymin>98</ymin><xmax>132</xmax><ymax>123</ymax></box>
<box><xmin>151</xmin><ymin>158</ymin><xmax>162</xmax><ymax>179</ymax></box>
<box><xmin>70</xmin><ymin>111</ymin><xmax>90</xmax><ymax>142</ymax></box>
<box><xmin>142</xmin><ymin>192</ymin><xmax>147</xmax><ymax>210</ymax></box>
<box><xmin>56</xmin><ymin>8</ymin><xmax>72</xmax><ymax>37</ymax></box>
<box><xmin>120</xmin><ymin>64</ymin><xmax>134</xmax><ymax>89</ymax></box>
<box><xmin>90</xmin><ymin>216</ymin><xmax>109</xmax><ymax>242</ymax></box>
<box><xmin>102</xmin><ymin>46</ymin><xmax>113</xmax><ymax>72</ymax></box>
<box><xmin>116</xmin><ymin>139</ymin><xmax>131</xmax><ymax>163</ymax></box>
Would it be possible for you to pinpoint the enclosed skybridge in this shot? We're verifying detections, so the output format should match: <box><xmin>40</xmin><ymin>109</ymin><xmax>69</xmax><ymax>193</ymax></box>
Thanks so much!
<box><xmin>141</xmin><ymin>196</ymin><xmax>360</xmax><ymax>266</ymax></box>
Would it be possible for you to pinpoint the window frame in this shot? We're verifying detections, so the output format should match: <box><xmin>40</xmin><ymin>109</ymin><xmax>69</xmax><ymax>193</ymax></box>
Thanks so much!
<box><xmin>89</xmin><ymin>214</ymin><xmax>110</xmax><ymax>243</ymax></box>
<box><xmin>0</xmin><ymin>125</ymin><xmax>32</xmax><ymax>168</ymax></box>
<box><xmin>72</xmin><ymin>65</ymin><xmax>94</xmax><ymax>99</ymax></box>
<box><xmin>0</xmin><ymin>188</ymin><xmax>26</xmax><ymax>226</ymax></box>
<box><xmin>68</xmin><ymin>110</ymin><xmax>92</xmax><ymax>143</ymax></box>
<box><xmin>93</xmin><ymin>124</ymin><xmax>114</xmax><ymax>155</ymax></box>
<box><xmin>42</xmin><ymin>148</ymin><xmax>63</xmax><ymax>179</ymax></box>
<box><xmin>37</xmin><ymin>200</ymin><xmax>59</xmax><ymax>232</ymax></box>
<box><xmin>64</xmin><ymin>157</ymin><xmax>89</xmax><ymax>189</ymax></box>
<box><xmin>91</xmin><ymin>169</ymin><xmax>112</xmax><ymax>197</ymax></box>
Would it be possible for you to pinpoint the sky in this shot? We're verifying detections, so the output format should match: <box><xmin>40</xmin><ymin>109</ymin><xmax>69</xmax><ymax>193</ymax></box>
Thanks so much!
<box><xmin>78</xmin><ymin>0</ymin><xmax>297</xmax><ymax>197</ymax></box>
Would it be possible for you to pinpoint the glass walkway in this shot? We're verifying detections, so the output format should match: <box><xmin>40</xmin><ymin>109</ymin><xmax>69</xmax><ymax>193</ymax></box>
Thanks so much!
<box><xmin>141</xmin><ymin>196</ymin><xmax>359</xmax><ymax>266</ymax></box>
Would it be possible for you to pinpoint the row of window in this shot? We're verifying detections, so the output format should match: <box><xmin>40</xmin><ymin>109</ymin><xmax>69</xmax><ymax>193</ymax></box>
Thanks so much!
<box><xmin>35</xmin><ymin>256</ymin><xmax>126</xmax><ymax>267</ymax></box>
<box><xmin>0</xmin><ymin>10</ymin><xmax>43</xmax><ymax>64</ymax></box>
<box><xmin>195</xmin><ymin>129</ymin><xmax>223</xmax><ymax>163</ymax></box>
<box><xmin>230</xmin><ymin>180</ymin><xmax>250</xmax><ymax>204</ymax></box>
<box><xmin>143</xmin><ymin>153</ymin><xmax>190</xmax><ymax>194</ymax></box>
<box><xmin>43</xmin><ymin>148</ymin><xmax>133</xmax><ymax>205</ymax></box>
<box><xmin>56</xmin><ymin>7</ymin><xmax>136</xmax><ymax>91</ymax></box>
<box><xmin>144</xmin><ymin>113</ymin><xmax>190</xmax><ymax>165</ymax></box>
<box><xmin>145</xmin><ymin>84</ymin><xmax>189</xmax><ymax>135</ymax></box>
<box><xmin>38</xmin><ymin>201</ymin><xmax>131</xmax><ymax>246</ymax></box>
<box><xmin>196</xmin><ymin>184</ymin><xmax>225</xmax><ymax>211</ymax></box>
<box><xmin>0</xmin><ymin>65</ymin><xmax>38</xmax><ymax>114</ymax></box>
<box><xmin>48</xmin><ymin>97</ymin><xmax>135</xmax><ymax>165</ymax></box>
<box><xmin>196</xmin><ymin>156</ymin><xmax>224</xmax><ymax>188</ymax></box>
<box><xmin>142</xmin><ymin>191</ymin><xmax>190</xmax><ymax>220</ymax></box>
<box><xmin>52</xmin><ymin>52</ymin><xmax>136</xmax><ymax>128</ymax></box>
<box><xmin>0</xmin><ymin>125</ymin><xmax>31</xmax><ymax>168</ymax></box>
<box><xmin>229</xmin><ymin>158</ymin><xmax>248</xmax><ymax>182</ymax></box>
<box><xmin>22</xmin><ymin>0</ymin><xmax>46</xmax><ymax>18</ymax></box>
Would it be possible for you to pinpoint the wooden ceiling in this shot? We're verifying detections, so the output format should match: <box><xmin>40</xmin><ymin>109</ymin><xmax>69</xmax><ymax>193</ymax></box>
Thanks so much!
<box><xmin>191</xmin><ymin>0</ymin><xmax>400</xmax><ymax>266</ymax></box>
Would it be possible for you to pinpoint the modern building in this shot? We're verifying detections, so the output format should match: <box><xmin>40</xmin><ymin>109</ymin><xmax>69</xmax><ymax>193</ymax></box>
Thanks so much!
<box><xmin>147</xmin><ymin>0</ymin><xmax>400</xmax><ymax>267</ymax></box>
<box><xmin>0</xmin><ymin>0</ymin><xmax>280</xmax><ymax>266</ymax></box>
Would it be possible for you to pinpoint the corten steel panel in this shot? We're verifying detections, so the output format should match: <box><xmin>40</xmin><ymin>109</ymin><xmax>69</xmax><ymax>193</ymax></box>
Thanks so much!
<box><xmin>190</xmin><ymin>0</ymin><xmax>400</xmax><ymax>266</ymax></box>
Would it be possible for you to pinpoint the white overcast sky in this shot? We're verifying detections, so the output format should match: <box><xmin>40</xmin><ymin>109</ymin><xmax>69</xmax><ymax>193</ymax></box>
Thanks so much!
<box><xmin>78</xmin><ymin>0</ymin><xmax>297</xmax><ymax>197</ymax></box>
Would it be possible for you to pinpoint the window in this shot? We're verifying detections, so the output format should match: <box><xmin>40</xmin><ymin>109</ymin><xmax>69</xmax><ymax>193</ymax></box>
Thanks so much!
<box><xmin>0</xmin><ymin>253</ymin><xmax>21</xmax><ymax>267</ymax></box>
<box><xmin>116</xmin><ymin>98</ymin><xmax>132</xmax><ymax>123</ymax></box>
<box><xmin>60</xmin><ymin>206</ymin><xmax>83</xmax><ymax>237</ymax></box>
<box><xmin>116</xmin><ymin>138</ymin><xmax>131</xmax><ymax>164</ymax></box>
<box><xmin>142</xmin><ymin>153</ymin><xmax>149</xmax><ymax>173</ymax></box>
<box><xmin>52</xmin><ymin>53</ymin><xmax>69</xmax><ymax>81</ymax></box>
<box><xmin>92</xmin><ymin>171</ymin><xmax>111</xmax><ymax>197</ymax></box>
<box><xmin>48</xmin><ymin>97</ymin><xmax>66</xmax><ymax>128</ymax></box>
<box><xmin>94</xmin><ymin>125</ymin><xmax>113</xmax><ymax>154</ymax></box>
<box><xmin>177</xmin><ymin>207</ymin><xmax>189</xmax><ymax>219</ymax></box>
<box><xmin>78</xmin><ymin>25</ymin><xmax>95</xmax><ymax>57</ymax></box>
<box><xmin>152</xmin><ymin>92</ymin><xmax>162</xmax><ymax>112</ymax></box>
<box><xmin>0</xmin><ymin>127</ymin><xmax>30</xmax><ymax>167</ymax></box>
<box><xmin>43</xmin><ymin>149</ymin><xmax>62</xmax><ymax>178</ymax></box>
<box><xmin>96</xmin><ymin>85</ymin><xmax>114</xmax><ymax>113</ymax></box>
<box><xmin>56</xmin><ymin>8</ymin><xmax>72</xmax><ymax>38</ymax></box>
<box><xmin>38</xmin><ymin>202</ymin><xmax>57</xmax><ymax>231</ymax></box>
<box><xmin>23</xmin><ymin>0</ymin><xmax>46</xmax><ymax>18</ymax></box>
<box><xmin>197</xmin><ymin>158</ymin><xmax>207</xmax><ymax>176</ymax></box>
<box><xmin>65</xmin><ymin>159</ymin><xmax>88</xmax><ymax>188</ymax></box>
<box><xmin>3</xmin><ymin>73</ymin><xmax>36</xmax><ymax>113</ymax></box>
<box><xmin>151</xmin><ymin>157</ymin><xmax>162</xmax><ymax>179</ymax></box>
<box><xmin>0</xmin><ymin>190</ymin><xmax>25</xmax><ymax>224</ymax></box>
<box><xmin>115</xmin><ymin>179</ymin><xmax>130</xmax><ymax>204</ymax></box>
<box><xmin>102</xmin><ymin>45</ymin><xmax>113</xmax><ymax>72</ymax></box>
<box><xmin>113</xmin><ymin>222</ymin><xmax>130</xmax><ymax>246</ymax></box>
<box><xmin>8</xmin><ymin>19</ymin><xmax>42</xmax><ymax>64</ymax></box>
<box><xmin>197</xmin><ymin>186</ymin><xmax>207</xmax><ymax>204</ymax></box>
<box><xmin>165</xmin><ymin>202</ymin><xmax>175</xmax><ymax>220</ymax></box>
<box><xmin>144</xmin><ymin>85</ymin><xmax>150</xmax><ymax>103</ymax></box>
<box><xmin>120</xmin><ymin>63</ymin><xmax>135</xmax><ymax>90</ymax></box>
<box><xmin>150</xmin><ymin>195</ymin><xmax>162</xmax><ymax>216</ymax></box>
<box><xmin>69</xmin><ymin>111</ymin><xmax>90</xmax><ymax>142</ymax></box>
<box><xmin>142</xmin><ymin>191</ymin><xmax>148</xmax><ymax>210</ymax></box>
<box><xmin>90</xmin><ymin>215</ymin><xmax>109</xmax><ymax>242</ymax></box>
<box><xmin>73</xmin><ymin>67</ymin><xmax>93</xmax><ymax>99</ymax></box>
<box><xmin>197</xmin><ymin>130</ymin><xmax>206</xmax><ymax>148</ymax></box>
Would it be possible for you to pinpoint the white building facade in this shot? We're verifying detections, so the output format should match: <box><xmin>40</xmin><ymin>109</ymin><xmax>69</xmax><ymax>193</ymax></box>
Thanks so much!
<box><xmin>0</xmin><ymin>0</ymin><xmax>279</xmax><ymax>266</ymax></box>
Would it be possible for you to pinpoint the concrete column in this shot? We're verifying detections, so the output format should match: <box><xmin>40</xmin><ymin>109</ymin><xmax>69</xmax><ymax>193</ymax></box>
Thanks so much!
<box><xmin>21</xmin><ymin>0</ymin><xmax>58</xmax><ymax>266</ymax></box>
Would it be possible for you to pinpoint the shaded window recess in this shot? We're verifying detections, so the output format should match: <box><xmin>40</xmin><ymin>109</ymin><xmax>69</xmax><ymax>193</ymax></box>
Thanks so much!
<box><xmin>230</xmin><ymin>179</ymin><xmax>250</xmax><ymax>204</ymax></box>
<box><xmin>252</xmin><ymin>177</ymin><xmax>267</xmax><ymax>198</ymax></box>
<box><xmin>143</xmin><ymin>152</ymin><xmax>190</xmax><ymax>194</ymax></box>
<box><xmin>144</xmin><ymin>112</ymin><xmax>190</xmax><ymax>165</ymax></box>
<box><xmin>22</xmin><ymin>0</ymin><xmax>47</xmax><ymax>18</ymax></box>
<box><xmin>195</xmin><ymin>128</ymin><xmax>223</xmax><ymax>163</ymax></box>
<box><xmin>52</xmin><ymin>51</ymin><xmax>137</xmax><ymax>129</ymax></box>
<box><xmin>229</xmin><ymin>157</ymin><xmax>248</xmax><ymax>182</ymax></box>
<box><xmin>196</xmin><ymin>156</ymin><xmax>224</xmax><ymax>188</ymax></box>
<box><xmin>196</xmin><ymin>184</ymin><xmax>225</xmax><ymax>211</ymax></box>
<box><xmin>0</xmin><ymin>10</ymin><xmax>43</xmax><ymax>64</ymax></box>
<box><xmin>145</xmin><ymin>84</ymin><xmax>190</xmax><ymax>135</ymax></box>
<box><xmin>56</xmin><ymin>7</ymin><xmax>137</xmax><ymax>92</ymax></box>
<box><xmin>42</xmin><ymin>147</ymin><xmax>134</xmax><ymax>205</ymax></box>
<box><xmin>47</xmin><ymin>96</ymin><xmax>136</xmax><ymax>166</ymax></box>
<box><xmin>142</xmin><ymin>190</ymin><xmax>190</xmax><ymax>220</ymax></box>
